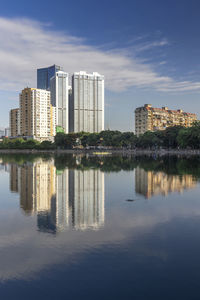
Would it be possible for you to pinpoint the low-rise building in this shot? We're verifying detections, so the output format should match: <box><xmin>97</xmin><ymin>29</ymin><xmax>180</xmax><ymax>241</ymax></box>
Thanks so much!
<box><xmin>135</xmin><ymin>104</ymin><xmax>197</xmax><ymax>136</ymax></box>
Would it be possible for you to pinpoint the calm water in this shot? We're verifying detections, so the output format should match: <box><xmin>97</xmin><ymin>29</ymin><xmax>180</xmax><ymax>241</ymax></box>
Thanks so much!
<box><xmin>0</xmin><ymin>154</ymin><xmax>200</xmax><ymax>299</ymax></box>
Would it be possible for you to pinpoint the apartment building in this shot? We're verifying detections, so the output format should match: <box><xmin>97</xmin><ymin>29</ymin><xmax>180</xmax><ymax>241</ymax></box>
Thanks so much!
<box><xmin>69</xmin><ymin>71</ymin><xmax>104</xmax><ymax>133</ymax></box>
<box><xmin>50</xmin><ymin>71</ymin><xmax>69</xmax><ymax>134</ymax></box>
<box><xmin>135</xmin><ymin>104</ymin><xmax>197</xmax><ymax>136</ymax></box>
<box><xmin>10</xmin><ymin>108</ymin><xmax>20</xmax><ymax>137</ymax></box>
<box><xmin>19</xmin><ymin>88</ymin><xmax>54</xmax><ymax>141</ymax></box>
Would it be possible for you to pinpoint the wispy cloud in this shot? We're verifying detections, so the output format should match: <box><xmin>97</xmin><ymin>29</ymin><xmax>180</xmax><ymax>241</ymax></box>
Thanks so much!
<box><xmin>132</xmin><ymin>38</ymin><xmax>169</xmax><ymax>52</ymax></box>
<box><xmin>0</xmin><ymin>17</ymin><xmax>200</xmax><ymax>93</ymax></box>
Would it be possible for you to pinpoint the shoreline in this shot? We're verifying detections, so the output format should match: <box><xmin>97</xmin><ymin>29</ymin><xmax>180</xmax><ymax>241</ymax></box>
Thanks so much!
<box><xmin>0</xmin><ymin>148</ymin><xmax>200</xmax><ymax>156</ymax></box>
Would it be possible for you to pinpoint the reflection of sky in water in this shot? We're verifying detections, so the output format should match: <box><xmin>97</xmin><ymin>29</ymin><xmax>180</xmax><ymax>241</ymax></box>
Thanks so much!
<box><xmin>0</xmin><ymin>156</ymin><xmax>200</xmax><ymax>299</ymax></box>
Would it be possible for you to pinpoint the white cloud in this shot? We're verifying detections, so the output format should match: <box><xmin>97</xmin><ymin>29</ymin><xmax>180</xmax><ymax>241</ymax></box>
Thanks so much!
<box><xmin>0</xmin><ymin>17</ymin><xmax>200</xmax><ymax>93</ymax></box>
<box><xmin>132</xmin><ymin>38</ymin><xmax>169</xmax><ymax>52</ymax></box>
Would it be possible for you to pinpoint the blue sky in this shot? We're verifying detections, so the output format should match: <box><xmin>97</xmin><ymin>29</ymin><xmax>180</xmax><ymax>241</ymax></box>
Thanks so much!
<box><xmin>1</xmin><ymin>0</ymin><xmax>200</xmax><ymax>130</ymax></box>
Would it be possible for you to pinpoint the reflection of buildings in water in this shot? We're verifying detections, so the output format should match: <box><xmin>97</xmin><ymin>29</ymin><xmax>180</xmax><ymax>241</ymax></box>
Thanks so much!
<box><xmin>38</xmin><ymin>168</ymin><xmax>70</xmax><ymax>233</ymax></box>
<box><xmin>20</xmin><ymin>164</ymin><xmax>34</xmax><ymax>214</ymax></box>
<box><xmin>10</xmin><ymin>164</ymin><xmax>21</xmax><ymax>193</ymax></box>
<box><xmin>70</xmin><ymin>169</ymin><xmax>105</xmax><ymax>230</ymax></box>
<box><xmin>9</xmin><ymin>160</ymin><xmax>105</xmax><ymax>232</ymax></box>
<box><xmin>135</xmin><ymin>167</ymin><xmax>196</xmax><ymax>199</ymax></box>
<box><xmin>4</xmin><ymin>164</ymin><xmax>11</xmax><ymax>173</ymax></box>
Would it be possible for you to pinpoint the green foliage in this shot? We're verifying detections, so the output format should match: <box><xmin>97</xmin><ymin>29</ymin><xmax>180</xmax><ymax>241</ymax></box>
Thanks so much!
<box><xmin>54</xmin><ymin>132</ymin><xmax>78</xmax><ymax>149</ymax></box>
<box><xmin>37</xmin><ymin>141</ymin><xmax>55</xmax><ymax>150</ymax></box>
<box><xmin>1</xmin><ymin>124</ymin><xmax>200</xmax><ymax>150</ymax></box>
<box><xmin>2</xmin><ymin>154</ymin><xmax>200</xmax><ymax>178</ymax></box>
<box><xmin>136</xmin><ymin>131</ymin><xmax>162</xmax><ymax>148</ymax></box>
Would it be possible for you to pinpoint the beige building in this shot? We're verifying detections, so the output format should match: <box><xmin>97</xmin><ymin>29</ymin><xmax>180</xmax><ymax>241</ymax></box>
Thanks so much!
<box><xmin>19</xmin><ymin>88</ymin><xmax>55</xmax><ymax>141</ymax></box>
<box><xmin>10</xmin><ymin>108</ymin><xmax>20</xmax><ymax>137</ymax></box>
<box><xmin>135</xmin><ymin>104</ymin><xmax>197</xmax><ymax>136</ymax></box>
<box><xmin>135</xmin><ymin>167</ymin><xmax>196</xmax><ymax>199</ymax></box>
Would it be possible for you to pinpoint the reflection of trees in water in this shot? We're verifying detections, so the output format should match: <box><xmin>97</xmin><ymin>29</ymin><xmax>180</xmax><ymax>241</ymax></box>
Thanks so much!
<box><xmin>2</xmin><ymin>153</ymin><xmax>200</xmax><ymax>176</ymax></box>
<box><xmin>54</xmin><ymin>154</ymin><xmax>200</xmax><ymax>178</ymax></box>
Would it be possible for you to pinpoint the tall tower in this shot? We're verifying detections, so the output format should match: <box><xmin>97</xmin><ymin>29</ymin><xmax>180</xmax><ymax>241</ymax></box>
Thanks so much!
<box><xmin>50</xmin><ymin>71</ymin><xmax>69</xmax><ymax>134</ymax></box>
<box><xmin>10</xmin><ymin>108</ymin><xmax>20</xmax><ymax>137</ymax></box>
<box><xmin>19</xmin><ymin>88</ymin><xmax>52</xmax><ymax>139</ymax></box>
<box><xmin>37</xmin><ymin>64</ymin><xmax>62</xmax><ymax>90</ymax></box>
<box><xmin>69</xmin><ymin>71</ymin><xmax>104</xmax><ymax>133</ymax></box>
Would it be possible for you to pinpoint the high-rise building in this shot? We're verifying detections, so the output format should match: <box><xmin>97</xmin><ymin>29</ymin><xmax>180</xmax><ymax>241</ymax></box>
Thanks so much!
<box><xmin>37</xmin><ymin>64</ymin><xmax>62</xmax><ymax>90</ymax></box>
<box><xmin>19</xmin><ymin>88</ymin><xmax>54</xmax><ymax>140</ymax></box>
<box><xmin>50</xmin><ymin>71</ymin><xmax>69</xmax><ymax>134</ymax></box>
<box><xmin>69</xmin><ymin>71</ymin><xmax>104</xmax><ymax>133</ymax></box>
<box><xmin>135</xmin><ymin>104</ymin><xmax>197</xmax><ymax>136</ymax></box>
<box><xmin>10</xmin><ymin>108</ymin><xmax>20</xmax><ymax>137</ymax></box>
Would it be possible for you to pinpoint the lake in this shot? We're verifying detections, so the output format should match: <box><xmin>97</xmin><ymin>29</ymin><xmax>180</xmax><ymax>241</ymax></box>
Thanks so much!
<box><xmin>0</xmin><ymin>154</ymin><xmax>200</xmax><ymax>299</ymax></box>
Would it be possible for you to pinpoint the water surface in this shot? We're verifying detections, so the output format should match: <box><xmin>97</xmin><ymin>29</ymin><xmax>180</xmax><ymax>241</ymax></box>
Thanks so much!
<box><xmin>0</xmin><ymin>154</ymin><xmax>200</xmax><ymax>299</ymax></box>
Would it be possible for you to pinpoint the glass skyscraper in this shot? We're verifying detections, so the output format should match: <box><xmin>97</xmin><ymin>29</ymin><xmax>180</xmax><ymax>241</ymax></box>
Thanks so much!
<box><xmin>37</xmin><ymin>65</ymin><xmax>62</xmax><ymax>90</ymax></box>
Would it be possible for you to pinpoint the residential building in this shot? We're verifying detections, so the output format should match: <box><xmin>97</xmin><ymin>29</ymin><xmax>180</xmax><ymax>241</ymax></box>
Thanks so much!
<box><xmin>135</xmin><ymin>104</ymin><xmax>197</xmax><ymax>136</ymax></box>
<box><xmin>37</xmin><ymin>64</ymin><xmax>62</xmax><ymax>90</ymax></box>
<box><xmin>19</xmin><ymin>88</ymin><xmax>54</xmax><ymax>141</ymax></box>
<box><xmin>50</xmin><ymin>71</ymin><xmax>69</xmax><ymax>134</ymax></box>
<box><xmin>10</xmin><ymin>108</ymin><xmax>20</xmax><ymax>137</ymax></box>
<box><xmin>69</xmin><ymin>71</ymin><xmax>104</xmax><ymax>133</ymax></box>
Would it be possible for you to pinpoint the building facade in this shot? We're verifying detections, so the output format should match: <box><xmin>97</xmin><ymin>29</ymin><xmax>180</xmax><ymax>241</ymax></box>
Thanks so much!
<box><xmin>69</xmin><ymin>71</ymin><xmax>104</xmax><ymax>133</ymax></box>
<box><xmin>20</xmin><ymin>88</ymin><xmax>54</xmax><ymax>140</ymax></box>
<box><xmin>135</xmin><ymin>104</ymin><xmax>197</xmax><ymax>136</ymax></box>
<box><xmin>10</xmin><ymin>108</ymin><xmax>20</xmax><ymax>137</ymax></box>
<box><xmin>37</xmin><ymin>64</ymin><xmax>62</xmax><ymax>90</ymax></box>
<box><xmin>50</xmin><ymin>71</ymin><xmax>69</xmax><ymax>134</ymax></box>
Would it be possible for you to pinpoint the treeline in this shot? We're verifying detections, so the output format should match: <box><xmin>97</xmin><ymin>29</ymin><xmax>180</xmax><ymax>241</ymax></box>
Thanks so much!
<box><xmin>0</xmin><ymin>138</ymin><xmax>54</xmax><ymax>150</ymax></box>
<box><xmin>1</xmin><ymin>122</ymin><xmax>200</xmax><ymax>149</ymax></box>
<box><xmin>54</xmin><ymin>122</ymin><xmax>200</xmax><ymax>149</ymax></box>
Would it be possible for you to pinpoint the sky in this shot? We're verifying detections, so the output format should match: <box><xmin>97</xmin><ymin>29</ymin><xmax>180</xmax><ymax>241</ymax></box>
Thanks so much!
<box><xmin>1</xmin><ymin>0</ymin><xmax>200</xmax><ymax>131</ymax></box>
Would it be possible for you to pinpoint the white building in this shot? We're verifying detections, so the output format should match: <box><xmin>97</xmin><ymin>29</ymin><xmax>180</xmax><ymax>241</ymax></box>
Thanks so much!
<box><xmin>50</xmin><ymin>71</ymin><xmax>69</xmax><ymax>134</ymax></box>
<box><xmin>69</xmin><ymin>71</ymin><xmax>104</xmax><ymax>133</ymax></box>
